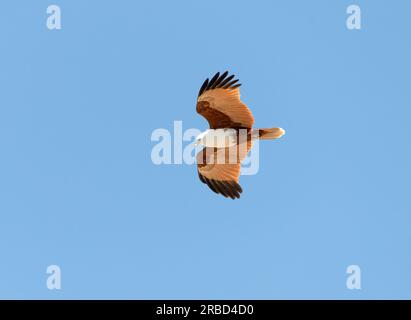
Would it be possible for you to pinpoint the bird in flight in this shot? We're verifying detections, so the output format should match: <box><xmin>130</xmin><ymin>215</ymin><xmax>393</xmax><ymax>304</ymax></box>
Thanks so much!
<box><xmin>195</xmin><ymin>71</ymin><xmax>285</xmax><ymax>199</ymax></box>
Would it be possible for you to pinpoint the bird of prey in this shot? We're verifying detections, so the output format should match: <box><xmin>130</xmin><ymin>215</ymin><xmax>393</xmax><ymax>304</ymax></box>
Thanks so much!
<box><xmin>195</xmin><ymin>71</ymin><xmax>285</xmax><ymax>199</ymax></box>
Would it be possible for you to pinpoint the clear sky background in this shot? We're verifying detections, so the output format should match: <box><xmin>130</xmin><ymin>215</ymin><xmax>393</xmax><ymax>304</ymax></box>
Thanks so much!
<box><xmin>0</xmin><ymin>0</ymin><xmax>410</xmax><ymax>299</ymax></box>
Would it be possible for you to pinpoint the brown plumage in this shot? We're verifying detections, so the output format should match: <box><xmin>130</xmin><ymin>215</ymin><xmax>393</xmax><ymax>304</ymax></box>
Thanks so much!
<box><xmin>196</xmin><ymin>71</ymin><xmax>285</xmax><ymax>199</ymax></box>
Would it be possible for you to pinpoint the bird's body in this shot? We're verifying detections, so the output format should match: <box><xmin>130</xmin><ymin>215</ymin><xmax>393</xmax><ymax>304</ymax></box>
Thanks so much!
<box><xmin>195</xmin><ymin>71</ymin><xmax>285</xmax><ymax>199</ymax></box>
<box><xmin>195</xmin><ymin>128</ymin><xmax>239</xmax><ymax>148</ymax></box>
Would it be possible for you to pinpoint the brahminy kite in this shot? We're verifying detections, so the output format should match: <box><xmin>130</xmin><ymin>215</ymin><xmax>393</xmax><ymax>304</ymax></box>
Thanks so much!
<box><xmin>195</xmin><ymin>71</ymin><xmax>285</xmax><ymax>199</ymax></box>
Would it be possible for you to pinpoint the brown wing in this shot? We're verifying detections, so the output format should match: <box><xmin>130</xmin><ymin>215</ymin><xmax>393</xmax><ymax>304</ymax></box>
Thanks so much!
<box><xmin>196</xmin><ymin>71</ymin><xmax>254</xmax><ymax>129</ymax></box>
<box><xmin>196</xmin><ymin>136</ymin><xmax>253</xmax><ymax>199</ymax></box>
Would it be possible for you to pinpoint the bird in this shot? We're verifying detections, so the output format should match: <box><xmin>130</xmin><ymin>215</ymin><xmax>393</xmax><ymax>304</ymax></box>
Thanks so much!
<box><xmin>195</xmin><ymin>71</ymin><xmax>285</xmax><ymax>199</ymax></box>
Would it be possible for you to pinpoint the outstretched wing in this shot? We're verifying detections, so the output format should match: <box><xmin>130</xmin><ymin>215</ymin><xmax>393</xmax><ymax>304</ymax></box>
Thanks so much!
<box><xmin>196</xmin><ymin>71</ymin><xmax>254</xmax><ymax>129</ymax></box>
<box><xmin>196</xmin><ymin>138</ymin><xmax>253</xmax><ymax>199</ymax></box>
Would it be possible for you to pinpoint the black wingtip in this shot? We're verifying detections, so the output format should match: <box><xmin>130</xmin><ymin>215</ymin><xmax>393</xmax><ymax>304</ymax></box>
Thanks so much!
<box><xmin>207</xmin><ymin>72</ymin><xmax>220</xmax><ymax>88</ymax></box>
<box><xmin>199</xmin><ymin>176</ymin><xmax>242</xmax><ymax>199</ymax></box>
<box><xmin>210</xmin><ymin>71</ymin><xmax>229</xmax><ymax>89</ymax></box>
<box><xmin>198</xmin><ymin>78</ymin><xmax>209</xmax><ymax>97</ymax></box>
<box><xmin>223</xmin><ymin>79</ymin><xmax>239</xmax><ymax>89</ymax></box>
<box><xmin>198</xmin><ymin>71</ymin><xmax>241</xmax><ymax>97</ymax></box>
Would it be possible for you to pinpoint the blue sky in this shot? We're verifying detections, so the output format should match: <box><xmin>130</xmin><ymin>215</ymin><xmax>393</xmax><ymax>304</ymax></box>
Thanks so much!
<box><xmin>0</xmin><ymin>0</ymin><xmax>410</xmax><ymax>299</ymax></box>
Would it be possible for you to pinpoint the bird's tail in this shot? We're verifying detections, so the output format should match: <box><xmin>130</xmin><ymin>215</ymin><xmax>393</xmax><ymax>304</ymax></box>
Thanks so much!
<box><xmin>255</xmin><ymin>127</ymin><xmax>285</xmax><ymax>140</ymax></box>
